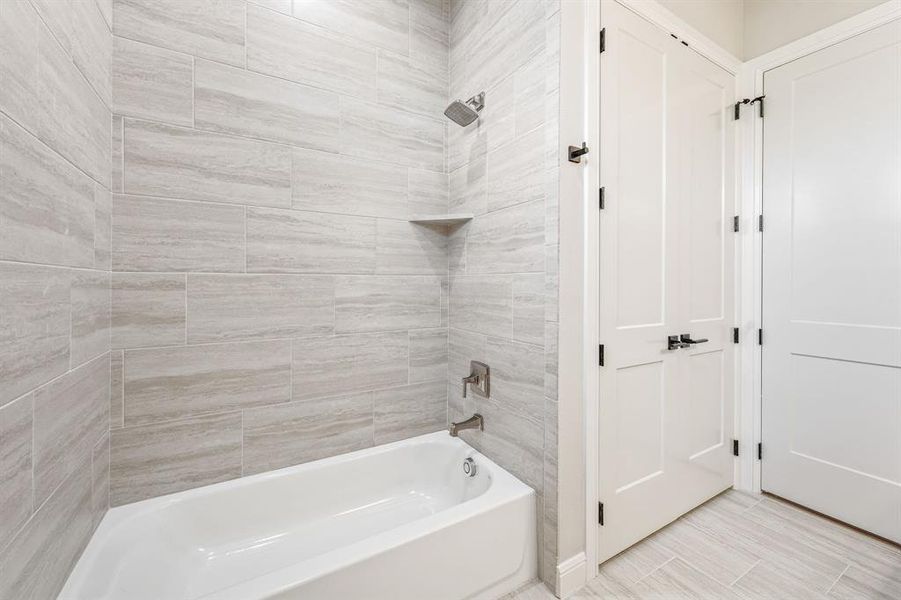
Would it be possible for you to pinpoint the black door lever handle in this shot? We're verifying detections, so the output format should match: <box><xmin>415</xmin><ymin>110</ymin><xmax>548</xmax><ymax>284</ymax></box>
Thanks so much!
<box><xmin>680</xmin><ymin>334</ymin><xmax>709</xmax><ymax>345</ymax></box>
<box><xmin>668</xmin><ymin>335</ymin><xmax>690</xmax><ymax>350</ymax></box>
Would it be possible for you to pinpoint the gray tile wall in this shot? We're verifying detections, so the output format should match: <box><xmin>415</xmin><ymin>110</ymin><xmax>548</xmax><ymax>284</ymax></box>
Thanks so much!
<box><xmin>0</xmin><ymin>0</ymin><xmax>113</xmax><ymax>597</ymax></box>
<box><xmin>107</xmin><ymin>0</ymin><xmax>451</xmax><ymax>507</ymax></box>
<box><xmin>446</xmin><ymin>0</ymin><xmax>560</xmax><ymax>589</ymax></box>
<box><xmin>1</xmin><ymin>2</ymin><xmax>562</xmax><ymax>595</ymax></box>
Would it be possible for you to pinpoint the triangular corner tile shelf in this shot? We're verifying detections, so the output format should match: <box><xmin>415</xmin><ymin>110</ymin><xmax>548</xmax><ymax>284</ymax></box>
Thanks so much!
<box><xmin>408</xmin><ymin>213</ymin><xmax>474</xmax><ymax>227</ymax></box>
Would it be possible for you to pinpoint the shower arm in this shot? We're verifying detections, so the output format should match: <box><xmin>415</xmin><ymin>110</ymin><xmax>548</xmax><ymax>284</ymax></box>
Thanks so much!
<box><xmin>465</xmin><ymin>92</ymin><xmax>485</xmax><ymax>112</ymax></box>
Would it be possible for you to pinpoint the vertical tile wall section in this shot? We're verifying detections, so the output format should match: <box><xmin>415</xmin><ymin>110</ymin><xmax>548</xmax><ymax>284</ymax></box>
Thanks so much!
<box><xmin>447</xmin><ymin>0</ymin><xmax>561</xmax><ymax>589</ymax></box>
<box><xmin>106</xmin><ymin>0</ymin><xmax>451</xmax><ymax>506</ymax></box>
<box><xmin>0</xmin><ymin>0</ymin><xmax>113</xmax><ymax>597</ymax></box>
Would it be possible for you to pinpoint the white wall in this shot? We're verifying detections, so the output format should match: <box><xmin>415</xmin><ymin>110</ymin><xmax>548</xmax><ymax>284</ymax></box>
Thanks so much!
<box><xmin>744</xmin><ymin>0</ymin><xmax>887</xmax><ymax>57</ymax></box>
<box><xmin>638</xmin><ymin>0</ymin><xmax>888</xmax><ymax>60</ymax></box>
<box><xmin>656</xmin><ymin>0</ymin><xmax>744</xmax><ymax>57</ymax></box>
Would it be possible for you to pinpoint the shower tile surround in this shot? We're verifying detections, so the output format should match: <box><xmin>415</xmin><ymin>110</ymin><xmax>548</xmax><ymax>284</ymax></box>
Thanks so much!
<box><xmin>104</xmin><ymin>0</ymin><xmax>452</xmax><ymax>509</ymax></box>
<box><xmin>0</xmin><ymin>0</ymin><xmax>561</xmax><ymax>596</ymax></box>
<box><xmin>447</xmin><ymin>0</ymin><xmax>561</xmax><ymax>589</ymax></box>
<box><xmin>0</xmin><ymin>0</ymin><xmax>112</xmax><ymax>597</ymax></box>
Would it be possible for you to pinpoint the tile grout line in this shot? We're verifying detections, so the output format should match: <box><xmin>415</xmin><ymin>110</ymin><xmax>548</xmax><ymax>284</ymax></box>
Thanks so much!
<box><xmin>119</xmin><ymin>116</ymin><xmax>125</xmax><ymax>194</ymax></box>
<box><xmin>191</xmin><ymin>56</ymin><xmax>196</xmax><ymax>128</ymax></box>
<box><xmin>633</xmin><ymin>555</ymin><xmax>677</xmax><ymax>586</ymax></box>
<box><xmin>728</xmin><ymin>558</ymin><xmax>761</xmax><ymax>587</ymax></box>
<box><xmin>115</xmin><ymin>109</ymin><xmax>445</xmax><ymax>171</ymax></box>
<box><xmin>664</xmin><ymin>537</ymin><xmax>754</xmax><ymax>592</ymax></box>
<box><xmin>121</xmin><ymin>349</ymin><xmax>126</xmax><ymax>427</ymax></box>
<box><xmin>30</xmin><ymin>0</ymin><xmax>111</xmax><ymax>114</ymax></box>
<box><xmin>31</xmin><ymin>392</ymin><xmax>36</xmax><ymax>516</ymax></box>
<box><xmin>103</xmin><ymin>329</ymin><xmax>433</xmax><ymax>355</ymax></box>
<box><xmin>740</xmin><ymin>496</ymin><xmax>765</xmax><ymax>514</ymax></box>
<box><xmin>183</xmin><ymin>273</ymin><xmax>188</xmax><ymax>345</ymax></box>
<box><xmin>823</xmin><ymin>563</ymin><xmax>851</xmax><ymax>596</ymax></box>
<box><xmin>243</xmin><ymin>205</ymin><xmax>248</xmax><ymax>273</ymax></box>
<box><xmin>107</xmin><ymin>195</ymin><xmax>452</xmax><ymax>226</ymax></box>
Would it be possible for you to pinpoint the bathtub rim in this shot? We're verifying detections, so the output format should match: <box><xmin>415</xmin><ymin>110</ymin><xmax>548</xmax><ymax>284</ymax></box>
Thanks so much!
<box><xmin>101</xmin><ymin>430</ymin><xmax>530</xmax><ymax>518</ymax></box>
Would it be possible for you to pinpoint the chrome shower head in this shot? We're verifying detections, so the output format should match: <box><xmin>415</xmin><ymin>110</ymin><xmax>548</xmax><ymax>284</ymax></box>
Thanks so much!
<box><xmin>444</xmin><ymin>92</ymin><xmax>485</xmax><ymax>127</ymax></box>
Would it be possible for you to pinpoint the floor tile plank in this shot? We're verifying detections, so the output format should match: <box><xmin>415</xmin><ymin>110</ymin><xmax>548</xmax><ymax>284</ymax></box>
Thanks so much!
<box><xmin>732</xmin><ymin>559</ymin><xmax>832</xmax><ymax>599</ymax></box>
<box><xmin>598</xmin><ymin>537</ymin><xmax>675</xmax><ymax>585</ymax></box>
<box><xmin>683</xmin><ymin>496</ymin><xmax>848</xmax><ymax>594</ymax></box>
<box><xmin>632</xmin><ymin>557</ymin><xmax>744</xmax><ymax>599</ymax></box>
<box><xmin>496</xmin><ymin>490</ymin><xmax>899</xmax><ymax>600</ymax></box>
<box><xmin>829</xmin><ymin>565</ymin><xmax>901</xmax><ymax>600</ymax></box>
<box><xmin>651</xmin><ymin>518</ymin><xmax>762</xmax><ymax>586</ymax></box>
<box><xmin>745</xmin><ymin>497</ymin><xmax>901</xmax><ymax>585</ymax></box>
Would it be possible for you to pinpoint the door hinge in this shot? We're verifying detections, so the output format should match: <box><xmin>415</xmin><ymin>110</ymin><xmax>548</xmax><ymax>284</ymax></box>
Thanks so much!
<box><xmin>733</xmin><ymin>216</ymin><xmax>739</xmax><ymax>232</ymax></box>
<box><xmin>733</xmin><ymin>439</ymin><xmax>739</xmax><ymax>457</ymax></box>
<box><xmin>758</xmin><ymin>443</ymin><xmax>763</xmax><ymax>460</ymax></box>
<box><xmin>599</xmin><ymin>186</ymin><xmax>605</xmax><ymax>210</ymax></box>
<box><xmin>600</xmin><ymin>28</ymin><xmax>606</xmax><ymax>53</ymax></box>
<box><xmin>750</xmin><ymin>95</ymin><xmax>766</xmax><ymax>118</ymax></box>
<box><xmin>758</xmin><ymin>328</ymin><xmax>763</xmax><ymax>346</ymax></box>
<box><xmin>734</xmin><ymin>95</ymin><xmax>765</xmax><ymax>119</ymax></box>
<box><xmin>599</xmin><ymin>344</ymin><xmax>605</xmax><ymax>367</ymax></box>
<box><xmin>598</xmin><ymin>501</ymin><xmax>605</xmax><ymax>525</ymax></box>
<box><xmin>733</xmin><ymin>327</ymin><xmax>740</xmax><ymax>344</ymax></box>
<box><xmin>758</xmin><ymin>215</ymin><xmax>764</xmax><ymax>232</ymax></box>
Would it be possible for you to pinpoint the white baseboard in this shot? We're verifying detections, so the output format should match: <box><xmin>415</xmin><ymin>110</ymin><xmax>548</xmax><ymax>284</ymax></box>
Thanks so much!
<box><xmin>555</xmin><ymin>552</ymin><xmax>587</xmax><ymax>598</ymax></box>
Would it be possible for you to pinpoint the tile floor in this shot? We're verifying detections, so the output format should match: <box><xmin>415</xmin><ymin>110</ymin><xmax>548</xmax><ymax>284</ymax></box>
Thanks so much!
<box><xmin>505</xmin><ymin>490</ymin><xmax>901</xmax><ymax>599</ymax></box>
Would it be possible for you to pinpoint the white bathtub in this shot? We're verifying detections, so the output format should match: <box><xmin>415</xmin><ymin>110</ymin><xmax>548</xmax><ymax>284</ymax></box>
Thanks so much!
<box><xmin>60</xmin><ymin>432</ymin><xmax>536</xmax><ymax>600</ymax></box>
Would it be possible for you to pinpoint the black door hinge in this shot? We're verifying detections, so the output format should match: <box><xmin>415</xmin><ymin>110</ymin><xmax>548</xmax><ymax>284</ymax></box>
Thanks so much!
<box><xmin>758</xmin><ymin>328</ymin><xmax>763</xmax><ymax>346</ymax></box>
<box><xmin>733</xmin><ymin>439</ymin><xmax>739</xmax><ymax>457</ymax></box>
<box><xmin>598</xmin><ymin>501</ymin><xmax>605</xmax><ymax>525</ymax></box>
<box><xmin>734</xmin><ymin>95</ymin><xmax>766</xmax><ymax>120</ymax></box>
<box><xmin>600</xmin><ymin>28</ymin><xmax>606</xmax><ymax>53</ymax></box>
<box><xmin>757</xmin><ymin>443</ymin><xmax>763</xmax><ymax>460</ymax></box>
<box><xmin>599</xmin><ymin>187</ymin><xmax>605</xmax><ymax>210</ymax></box>
<box><xmin>599</xmin><ymin>344</ymin><xmax>605</xmax><ymax>367</ymax></box>
<box><xmin>758</xmin><ymin>215</ymin><xmax>764</xmax><ymax>232</ymax></box>
<box><xmin>733</xmin><ymin>216</ymin><xmax>739</xmax><ymax>232</ymax></box>
<box><xmin>733</xmin><ymin>327</ymin><xmax>740</xmax><ymax>344</ymax></box>
<box><xmin>750</xmin><ymin>95</ymin><xmax>765</xmax><ymax>118</ymax></box>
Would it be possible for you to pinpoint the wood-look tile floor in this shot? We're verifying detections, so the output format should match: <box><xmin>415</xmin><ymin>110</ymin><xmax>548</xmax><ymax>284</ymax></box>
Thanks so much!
<box><xmin>505</xmin><ymin>490</ymin><xmax>901</xmax><ymax>600</ymax></box>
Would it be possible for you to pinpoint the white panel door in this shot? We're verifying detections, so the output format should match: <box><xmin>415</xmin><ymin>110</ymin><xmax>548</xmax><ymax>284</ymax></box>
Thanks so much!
<box><xmin>598</xmin><ymin>1</ymin><xmax>736</xmax><ymax>563</ymax></box>
<box><xmin>762</xmin><ymin>19</ymin><xmax>901</xmax><ymax>543</ymax></box>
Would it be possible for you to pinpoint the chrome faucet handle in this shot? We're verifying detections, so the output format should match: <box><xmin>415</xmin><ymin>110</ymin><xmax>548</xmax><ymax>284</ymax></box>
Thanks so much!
<box><xmin>461</xmin><ymin>361</ymin><xmax>490</xmax><ymax>399</ymax></box>
<box><xmin>461</xmin><ymin>373</ymin><xmax>479</xmax><ymax>397</ymax></box>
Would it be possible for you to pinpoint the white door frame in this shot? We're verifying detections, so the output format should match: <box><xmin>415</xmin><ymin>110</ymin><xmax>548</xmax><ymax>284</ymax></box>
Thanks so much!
<box><xmin>736</xmin><ymin>0</ymin><xmax>901</xmax><ymax>496</ymax></box>
<box><xmin>575</xmin><ymin>0</ymin><xmax>901</xmax><ymax>589</ymax></box>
